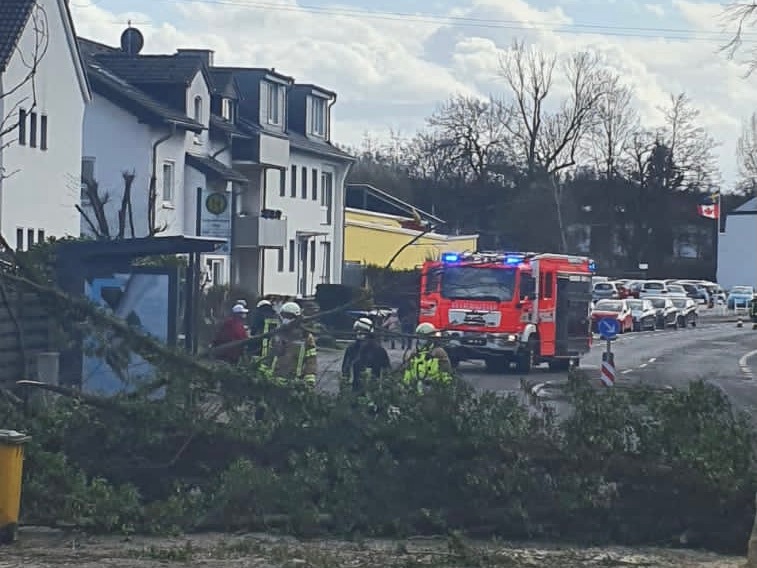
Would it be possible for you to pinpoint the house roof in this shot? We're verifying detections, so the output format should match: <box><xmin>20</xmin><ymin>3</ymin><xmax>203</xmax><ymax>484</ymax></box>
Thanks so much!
<box><xmin>293</xmin><ymin>83</ymin><xmax>337</xmax><ymax>98</ymax></box>
<box><xmin>0</xmin><ymin>0</ymin><xmax>35</xmax><ymax>71</ymax></box>
<box><xmin>346</xmin><ymin>183</ymin><xmax>443</xmax><ymax>225</ymax></box>
<box><xmin>185</xmin><ymin>153</ymin><xmax>248</xmax><ymax>183</ymax></box>
<box><xmin>209</xmin><ymin>114</ymin><xmax>248</xmax><ymax>138</ymax></box>
<box><xmin>208</xmin><ymin>69</ymin><xmax>237</xmax><ymax>96</ymax></box>
<box><xmin>93</xmin><ymin>52</ymin><xmax>205</xmax><ymax>86</ymax></box>
<box><xmin>288</xmin><ymin>131</ymin><xmax>355</xmax><ymax>161</ymax></box>
<box><xmin>733</xmin><ymin>197</ymin><xmax>757</xmax><ymax>213</ymax></box>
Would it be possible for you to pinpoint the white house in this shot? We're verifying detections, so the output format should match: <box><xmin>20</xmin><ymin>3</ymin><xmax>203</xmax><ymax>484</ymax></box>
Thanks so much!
<box><xmin>77</xmin><ymin>31</ymin><xmax>247</xmax><ymax>285</ymax></box>
<box><xmin>0</xmin><ymin>0</ymin><xmax>90</xmax><ymax>249</ymax></box>
<box><xmin>717</xmin><ymin>198</ymin><xmax>757</xmax><ymax>290</ymax></box>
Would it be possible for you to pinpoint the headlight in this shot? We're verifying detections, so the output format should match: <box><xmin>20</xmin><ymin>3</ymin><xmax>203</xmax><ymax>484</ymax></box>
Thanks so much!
<box><xmin>507</xmin><ymin>334</ymin><xmax>517</xmax><ymax>342</ymax></box>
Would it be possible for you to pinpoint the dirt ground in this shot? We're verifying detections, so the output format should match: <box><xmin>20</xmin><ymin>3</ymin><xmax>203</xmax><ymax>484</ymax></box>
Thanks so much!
<box><xmin>0</xmin><ymin>528</ymin><xmax>747</xmax><ymax>567</ymax></box>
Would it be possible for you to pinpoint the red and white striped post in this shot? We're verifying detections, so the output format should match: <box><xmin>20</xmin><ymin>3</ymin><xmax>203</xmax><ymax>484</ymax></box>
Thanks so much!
<box><xmin>600</xmin><ymin>341</ymin><xmax>616</xmax><ymax>387</ymax></box>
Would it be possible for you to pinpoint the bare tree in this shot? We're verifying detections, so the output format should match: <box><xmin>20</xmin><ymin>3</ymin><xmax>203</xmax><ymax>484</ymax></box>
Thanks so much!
<box><xmin>78</xmin><ymin>171</ymin><xmax>166</xmax><ymax>239</ymax></box>
<box><xmin>737</xmin><ymin>111</ymin><xmax>757</xmax><ymax>191</ymax></box>
<box><xmin>589</xmin><ymin>80</ymin><xmax>639</xmax><ymax>179</ymax></box>
<box><xmin>721</xmin><ymin>2</ymin><xmax>757</xmax><ymax>74</ymax></box>
<box><xmin>0</xmin><ymin>1</ymin><xmax>49</xmax><ymax>180</ymax></box>
<box><xmin>425</xmin><ymin>95</ymin><xmax>513</xmax><ymax>184</ymax></box>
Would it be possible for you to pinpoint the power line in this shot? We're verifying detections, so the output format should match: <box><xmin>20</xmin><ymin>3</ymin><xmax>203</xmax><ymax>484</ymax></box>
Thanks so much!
<box><xmin>79</xmin><ymin>0</ymin><xmax>757</xmax><ymax>43</ymax></box>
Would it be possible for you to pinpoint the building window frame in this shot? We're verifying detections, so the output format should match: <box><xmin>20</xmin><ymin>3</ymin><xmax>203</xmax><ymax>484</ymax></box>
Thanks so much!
<box><xmin>288</xmin><ymin>239</ymin><xmax>295</xmax><ymax>272</ymax></box>
<box><xmin>18</xmin><ymin>109</ymin><xmax>26</xmax><ymax>145</ymax></box>
<box><xmin>162</xmin><ymin>160</ymin><xmax>175</xmax><ymax>204</ymax></box>
<box><xmin>40</xmin><ymin>114</ymin><xmax>47</xmax><ymax>150</ymax></box>
<box><xmin>29</xmin><ymin>112</ymin><xmax>37</xmax><ymax>148</ymax></box>
<box><xmin>266</xmin><ymin>82</ymin><xmax>281</xmax><ymax>126</ymax></box>
<box><xmin>309</xmin><ymin>97</ymin><xmax>326</xmax><ymax>137</ymax></box>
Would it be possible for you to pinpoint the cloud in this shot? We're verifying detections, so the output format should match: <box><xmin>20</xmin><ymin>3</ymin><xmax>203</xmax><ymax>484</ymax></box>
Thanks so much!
<box><xmin>69</xmin><ymin>0</ymin><xmax>757</xmax><ymax>186</ymax></box>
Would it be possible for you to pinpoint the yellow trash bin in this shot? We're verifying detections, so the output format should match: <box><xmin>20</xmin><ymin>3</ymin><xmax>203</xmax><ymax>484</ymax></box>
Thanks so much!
<box><xmin>0</xmin><ymin>429</ymin><xmax>31</xmax><ymax>544</ymax></box>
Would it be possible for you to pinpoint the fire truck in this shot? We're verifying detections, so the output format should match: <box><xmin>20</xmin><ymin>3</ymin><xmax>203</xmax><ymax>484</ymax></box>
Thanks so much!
<box><xmin>418</xmin><ymin>251</ymin><xmax>595</xmax><ymax>373</ymax></box>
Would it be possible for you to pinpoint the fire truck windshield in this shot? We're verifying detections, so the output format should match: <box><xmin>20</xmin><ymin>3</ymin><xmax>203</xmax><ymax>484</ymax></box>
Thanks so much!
<box><xmin>440</xmin><ymin>266</ymin><xmax>515</xmax><ymax>302</ymax></box>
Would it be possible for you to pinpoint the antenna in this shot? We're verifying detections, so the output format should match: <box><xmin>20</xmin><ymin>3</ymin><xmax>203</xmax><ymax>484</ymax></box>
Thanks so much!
<box><xmin>120</xmin><ymin>26</ymin><xmax>144</xmax><ymax>56</ymax></box>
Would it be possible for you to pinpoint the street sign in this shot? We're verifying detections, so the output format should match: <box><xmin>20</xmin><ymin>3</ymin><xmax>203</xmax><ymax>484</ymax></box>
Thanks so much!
<box><xmin>597</xmin><ymin>317</ymin><xmax>620</xmax><ymax>339</ymax></box>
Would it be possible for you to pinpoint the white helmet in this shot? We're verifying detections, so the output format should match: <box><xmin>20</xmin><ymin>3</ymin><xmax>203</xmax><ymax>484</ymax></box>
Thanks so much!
<box><xmin>232</xmin><ymin>303</ymin><xmax>249</xmax><ymax>314</ymax></box>
<box><xmin>353</xmin><ymin>317</ymin><xmax>374</xmax><ymax>334</ymax></box>
<box><xmin>415</xmin><ymin>322</ymin><xmax>437</xmax><ymax>335</ymax></box>
<box><xmin>256</xmin><ymin>299</ymin><xmax>272</xmax><ymax>308</ymax></box>
<box><xmin>236</xmin><ymin>299</ymin><xmax>248</xmax><ymax>307</ymax></box>
<box><xmin>280</xmin><ymin>301</ymin><xmax>302</xmax><ymax>318</ymax></box>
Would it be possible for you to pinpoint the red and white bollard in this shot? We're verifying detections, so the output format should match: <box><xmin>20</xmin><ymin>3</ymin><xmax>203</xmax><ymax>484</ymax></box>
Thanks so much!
<box><xmin>600</xmin><ymin>347</ymin><xmax>616</xmax><ymax>387</ymax></box>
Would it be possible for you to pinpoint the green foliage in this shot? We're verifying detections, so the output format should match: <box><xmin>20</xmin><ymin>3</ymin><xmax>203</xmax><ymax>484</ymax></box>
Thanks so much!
<box><xmin>4</xmin><ymin>369</ymin><xmax>756</xmax><ymax>553</ymax></box>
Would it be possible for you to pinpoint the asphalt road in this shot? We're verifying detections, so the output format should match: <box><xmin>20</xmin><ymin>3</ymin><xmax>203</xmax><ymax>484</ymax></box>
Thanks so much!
<box><xmin>317</xmin><ymin>314</ymin><xmax>757</xmax><ymax>411</ymax></box>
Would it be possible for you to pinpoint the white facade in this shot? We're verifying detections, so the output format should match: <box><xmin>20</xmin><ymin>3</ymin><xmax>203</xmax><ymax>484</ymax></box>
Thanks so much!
<box><xmin>0</xmin><ymin>0</ymin><xmax>90</xmax><ymax>249</ymax></box>
<box><xmin>260</xmin><ymin>147</ymin><xmax>347</xmax><ymax>296</ymax></box>
<box><xmin>717</xmin><ymin>199</ymin><xmax>757</xmax><ymax>290</ymax></box>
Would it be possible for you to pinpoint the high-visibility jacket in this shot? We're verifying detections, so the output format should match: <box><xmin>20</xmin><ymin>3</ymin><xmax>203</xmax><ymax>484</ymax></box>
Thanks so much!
<box><xmin>403</xmin><ymin>346</ymin><xmax>452</xmax><ymax>393</ymax></box>
<box><xmin>260</xmin><ymin>318</ymin><xmax>280</xmax><ymax>358</ymax></box>
<box><xmin>264</xmin><ymin>330</ymin><xmax>317</xmax><ymax>387</ymax></box>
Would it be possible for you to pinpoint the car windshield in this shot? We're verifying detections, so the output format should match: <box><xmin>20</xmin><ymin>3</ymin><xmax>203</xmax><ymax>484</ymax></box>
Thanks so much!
<box><xmin>668</xmin><ymin>285</ymin><xmax>684</xmax><ymax>293</ymax></box>
<box><xmin>650</xmin><ymin>298</ymin><xmax>666</xmax><ymax>308</ymax></box>
<box><xmin>731</xmin><ymin>287</ymin><xmax>753</xmax><ymax>295</ymax></box>
<box><xmin>672</xmin><ymin>299</ymin><xmax>687</xmax><ymax>308</ymax></box>
<box><xmin>595</xmin><ymin>283</ymin><xmax>613</xmax><ymax>290</ymax></box>
<box><xmin>645</xmin><ymin>282</ymin><xmax>665</xmax><ymax>290</ymax></box>
<box><xmin>440</xmin><ymin>266</ymin><xmax>515</xmax><ymax>302</ymax></box>
<box><xmin>595</xmin><ymin>301</ymin><xmax>622</xmax><ymax>312</ymax></box>
<box><xmin>626</xmin><ymin>300</ymin><xmax>643</xmax><ymax>309</ymax></box>
<box><xmin>681</xmin><ymin>284</ymin><xmax>697</xmax><ymax>293</ymax></box>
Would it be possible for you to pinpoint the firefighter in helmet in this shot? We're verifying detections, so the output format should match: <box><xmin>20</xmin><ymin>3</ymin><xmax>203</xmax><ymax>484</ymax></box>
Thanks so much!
<box><xmin>342</xmin><ymin>316</ymin><xmax>391</xmax><ymax>392</ymax></box>
<box><xmin>249</xmin><ymin>299</ymin><xmax>279</xmax><ymax>358</ymax></box>
<box><xmin>263</xmin><ymin>301</ymin><xmax>317</xmax><ymax>387</ymax></box>
<box><xmin>402</xmin><ymin>322</ymin><xmax>453</xmax><ymax>393</ymax></box>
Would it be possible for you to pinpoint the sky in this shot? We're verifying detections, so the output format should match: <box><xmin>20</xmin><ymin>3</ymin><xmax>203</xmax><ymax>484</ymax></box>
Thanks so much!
<box><xmin>68</xmin><ymin>0</ymin><xmax>757</xmax><ymax>188</ymax></box>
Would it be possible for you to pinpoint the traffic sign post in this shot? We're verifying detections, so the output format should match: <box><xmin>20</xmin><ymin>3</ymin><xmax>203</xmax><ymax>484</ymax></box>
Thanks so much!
<box><xmin>597</xmin><ymin>317</ymin><xmax>618</xmax><ymax>387</ymax></box>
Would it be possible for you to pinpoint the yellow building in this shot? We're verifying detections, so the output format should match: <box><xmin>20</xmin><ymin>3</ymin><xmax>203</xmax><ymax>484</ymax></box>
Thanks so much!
<box><xmin>344</xmin><ymin>184</ymin><xmax>478</xmax><ymax>270</ymax></box>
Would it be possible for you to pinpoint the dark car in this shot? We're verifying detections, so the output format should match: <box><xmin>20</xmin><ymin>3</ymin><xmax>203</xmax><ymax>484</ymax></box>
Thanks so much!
<box><xmin>671</xmin><ymin>297</ymin><xmax>698</xmax><ymax>328</ymax></box>
<box><xmin>648</xmin><ymin>297</ymin><xmax>678</xmax><ymax>329</ymax></box>
<box><xmin>677</xmin><ymin>281</ymin><xmax>709</xmax><ymax>304</ymax></box>
<box><xmin>626</xmin><ymin>299</ymin><xmax>656</xmax><ymax>331</ymax></box>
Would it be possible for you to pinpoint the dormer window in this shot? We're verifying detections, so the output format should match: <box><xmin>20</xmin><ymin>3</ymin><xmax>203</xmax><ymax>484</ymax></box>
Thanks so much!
<box><xmin>265</xmin><ymin>82</ymin><xmax>281</xmax><ymax>126</ymax></box>
<box><xmin>221</xmin><ymin>97</ymin><xmax>234</xmax><ymax>122</ymax></box>
<box><xmin>309</xmin><ymin>97</ymin><xmax>326</xmax><ymax>137</ymax></box>
<box><xmin>193</xmin><ymin>95</ymin><xmax>203</xmax><ymax>121</ymax></box>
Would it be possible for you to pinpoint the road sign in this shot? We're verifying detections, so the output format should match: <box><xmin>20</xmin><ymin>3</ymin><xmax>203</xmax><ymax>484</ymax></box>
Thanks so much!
<box><xmin>600</xmin><ymin>351</ymin><xmax>616</xmax><ymax>386</ymax></box>
<box><xmin>597</xmin><ymin>317</ymin><xmax>620</xmax><ymax>339</ymax></box>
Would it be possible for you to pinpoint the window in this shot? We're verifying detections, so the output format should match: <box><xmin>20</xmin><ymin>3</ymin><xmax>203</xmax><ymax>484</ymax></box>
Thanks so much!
<box><xmin>311</xmin><ymin>169</ymin><xmax>318</xmax><ymax>200</ymax></box>
<box><xmin>542</xmin><ymin>272</ymin><xmax>554</xmax><ymax>299</ymax></box>
<box><xmin>266</xmin><ymin>82</ymin><xmax>280</xmax><ymax>125</ymax></box>
<box><xmin>18</xmin><ymin>109</ymin><xmax>26</xmax><ymax>145</ymax></box>
<box><xmin>206</xmin><ymin>258</ymin><xmax>223</xmax><ymax>285</ymax></box>
<box><xmin>310</xmin><ymin>240</ymin><xmax>316</xmax><ymax>272</ymax></box>
<box><xmin>441</xmin><ymin>267</ymin><xmax>516</xmax><ymax>302</ymax></box>
<box><xmin>29</xmin><ymin>112</ymin><xmax>37</xmax><ymax>147</ymax></box>
<box><xmin>301</xmin><ymin>166</ymin><xmax>307</xmax><ymax>199</ymax></box>
<box><xmin>279</xmin><ymin>169</ymin><xmax>286</xmax><ymax>197</ymax></box>
<box><xmin>321</xmin><ymin>242</ymin><xmax>331</xmax><ymax>282</ymax></box>
<box><xmin>81</xmin><ymin>156</ymin><xmax>95</xmax><ymax>183</ymax></box>
<box><xmin>162</xmin><ymin>161</ymin><xmax>175</xmax><ymax>203</ymax></box>
<box><xmin>221</xmin><ymin>97</ymin><xmax>233</xmax><ymax>121</ymax></box>
<box><xmin>27</xmin><ymin>229</ymin><xmax>34</xmax><ymax>248</ymax></box>
<box><xmin>40</xmin><ymin>115</ymin><xmax>47</xmax><ymax>150</ymax></box>
<box><xmin>290</xmin><ymin>165</ymin><xmax>297</xmax><ymax>197</ymax></box>
<box><xmin>321</xmin><ymin>171</ymin><xmax>333</xmax><ymax>224</ymax></box>
<box><xmin>277</xmin><ymin>247</ymin><xmax>284</xmax><ymax>272</ymax></box>
<box><xmin>16</xmin><ymin>229</ymin><xmax>23</xmax><ymax>251</ymax></box>
<box><xmin>310</xmin><ymin>97</ymin><xmax>326</xmax><ymax>136</ymax></box>
<box><xmin>288</xmin><ymin>239</ymin><xmax>295</xmax><ymax>272</ymax></box>
<box><xmin>37</xmin><ymin>229</ymin><xmax>45</xmax><ymax>243</ymax></box>
<box><xmin>193</xmin><ymin>96</ymin><xmax>202</xmax><ymax>121</ymax></box>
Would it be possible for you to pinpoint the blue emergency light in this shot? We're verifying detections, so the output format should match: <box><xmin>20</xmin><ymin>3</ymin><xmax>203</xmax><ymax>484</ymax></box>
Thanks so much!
<box><xmin>441</xmin><ymin>252</ymin><xmax>460</xmax><ymax>263</ymax></box>
<box><xmin>504</xmin><ymin>254</ymin><xmax>524</xmax><ymax>265</ymax></box>
<box><xmin>588</xmin><ymin>261</ymin><xmax>597</xmax><ymax>273</ymax></box>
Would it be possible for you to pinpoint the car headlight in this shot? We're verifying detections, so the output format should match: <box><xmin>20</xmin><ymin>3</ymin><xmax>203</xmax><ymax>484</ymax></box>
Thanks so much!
<box><xmin>507</xmin><ymin>334</ymin><xmax>517</xmax><ymax>342</ymax></box>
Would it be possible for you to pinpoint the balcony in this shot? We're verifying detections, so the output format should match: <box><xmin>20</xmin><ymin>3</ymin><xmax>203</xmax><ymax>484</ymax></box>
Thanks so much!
<box><xmin>234</xmin><ymin>213</ymin><xmax>287</xmax><ymax>248</ymax></box>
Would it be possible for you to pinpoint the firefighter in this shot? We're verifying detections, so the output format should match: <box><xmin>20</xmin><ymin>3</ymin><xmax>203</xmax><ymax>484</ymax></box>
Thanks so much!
<box><xmin>211</xmin><ymin>303</ymin><xmax>250</xmax><ymax>364</ymax></box>
<box><xmin>342</xmin><ymin>317</ymin><xmax>391</xmax><ymax>393</ymax></box>
<box><xmin>263</xmin><ymin>301</ymin><xmax>317</xmax><ymax>387</ymax></box>
<box><xmin>249</xmin><ymin>299</ymin><xmax>279</xmax><ymax>357</ymax></box>
<box><xmin>402</xmin><ymin>322</ymin><xmax>453</xmax><ymax>394</ymax></box>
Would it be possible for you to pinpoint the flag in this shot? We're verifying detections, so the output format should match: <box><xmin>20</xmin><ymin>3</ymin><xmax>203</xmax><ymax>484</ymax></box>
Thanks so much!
<box><xmin>698</xmin><ymin>192</ymin><xmax>720</xmax><ymax>220</ymax></box>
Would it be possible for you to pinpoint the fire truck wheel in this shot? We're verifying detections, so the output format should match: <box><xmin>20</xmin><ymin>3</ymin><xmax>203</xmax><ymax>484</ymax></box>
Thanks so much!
<box><xmin>548</xmin><ymin>359</ymin><xmax>570</xmax><ymax>372</ymax></box>
<box><xmin>514</xmin><ymin>348</ymin><xmax>532</xmax><ymax>374</ymax></box>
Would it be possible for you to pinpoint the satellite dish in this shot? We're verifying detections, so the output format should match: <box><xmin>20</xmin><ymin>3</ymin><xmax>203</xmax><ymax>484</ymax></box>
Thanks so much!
<box><xmin>120</xmin><ymin>26</ymin><xmax>144</xmax><ymax>55</ymax></box>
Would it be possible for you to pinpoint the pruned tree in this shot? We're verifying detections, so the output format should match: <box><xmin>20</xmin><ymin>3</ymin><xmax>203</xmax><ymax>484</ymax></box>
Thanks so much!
<box><xmin>0</xmin><ymin>0</ymin><xmax>50</xmax><ymax>180</ymax></box>
<box><xmin>737</xmin><ymin>112</ymin><xmax>757</xmax><ymax>192</ymax></box>
<box><xmin>78</xmin><ymin>171</ymin><xmax>166</xmax><ymax>239</ymax></box>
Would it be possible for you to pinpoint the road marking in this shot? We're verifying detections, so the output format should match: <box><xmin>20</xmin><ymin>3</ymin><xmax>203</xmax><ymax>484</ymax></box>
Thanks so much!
<box><xmin>639</xmin><ymin>363</ymin><xmax>647</xmax><ymax>368</ymax></box>
<box><xmin>621</xmin><ymin>369</ymin><xmax>633</xmax><ymax>374</ymax></box>
<box><xmin>648</xmin><ymin>358</ymin><xmax>656</xmax><ymax>363</ymax></box>
<box><xmin>738</xmin><ymin>349</ymin><xmax>757</xmax><ymax>379</ymax></box>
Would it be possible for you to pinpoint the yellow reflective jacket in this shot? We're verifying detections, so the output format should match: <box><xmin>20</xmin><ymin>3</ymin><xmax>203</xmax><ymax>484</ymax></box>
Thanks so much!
<box><xmin>403</xmin><ymin>346</ymin><xmax>452</xmax><ymax>391</ymax></box>
<box><xmin>264</xmin><ymin>329</ymin><xmax>317</xmax><ymax>386</ymax></box>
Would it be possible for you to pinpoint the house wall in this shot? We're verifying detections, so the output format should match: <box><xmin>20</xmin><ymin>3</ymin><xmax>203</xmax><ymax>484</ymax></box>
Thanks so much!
<box><xmin>717</xmin><ymin>215</ymin><xmax>757</xmax><ymax>290</ymax></box>
<box><xmin>345</xmin><ymin>209</ymin><xmax>478</xmax><ymax>270</ymax></box>
<box><xmin>261</xmin><ymin>148</ymin><xmax>346</xmax><ymax>296</ymax></box>
<box><xmin>0</xmin><ymin>0</ymin><xmax>87</xmax><ymax>247</ymax></box>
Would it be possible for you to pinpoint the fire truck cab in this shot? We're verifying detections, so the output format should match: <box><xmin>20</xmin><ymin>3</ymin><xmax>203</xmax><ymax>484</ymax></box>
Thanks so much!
<box><xmin>418</xmin><ymin>251</ymin><xmax>595</xmax><ymax>373</ymax></box>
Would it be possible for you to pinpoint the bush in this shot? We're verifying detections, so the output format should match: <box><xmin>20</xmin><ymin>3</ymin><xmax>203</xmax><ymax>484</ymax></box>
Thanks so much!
<box><xmin>4</xmin><ymin>369</ymin><xmax>755</xmax><ymax>553</ymax></box>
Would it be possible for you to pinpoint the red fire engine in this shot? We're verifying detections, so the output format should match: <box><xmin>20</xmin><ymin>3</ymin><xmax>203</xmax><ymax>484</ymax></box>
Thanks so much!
<box><xmin>418</xmin><ymin>251</ymin><xmax>595</xmax><ymax>373</ymax></box>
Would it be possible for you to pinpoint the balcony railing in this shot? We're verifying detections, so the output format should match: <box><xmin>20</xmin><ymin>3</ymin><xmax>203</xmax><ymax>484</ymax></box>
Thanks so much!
<box><xmin>234</xmin><ymin>212</ymin><xmax>287</xmax><ymax>248</ymax></box>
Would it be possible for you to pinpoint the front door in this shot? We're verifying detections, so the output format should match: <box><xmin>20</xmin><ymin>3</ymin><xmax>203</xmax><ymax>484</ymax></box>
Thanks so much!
<box><xmin>555</xmin><ymin>274</ymin><xmax>592</xmax><ymax>356</ymax></box>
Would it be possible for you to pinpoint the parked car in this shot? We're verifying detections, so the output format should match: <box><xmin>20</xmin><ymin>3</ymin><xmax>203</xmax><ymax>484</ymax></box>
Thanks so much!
<box><xmin>671</xmin><ymin>297</ymin><xmax>698</xmax><ymax>327</ymax></box>
<box><xmin>611</xmin><ymin>280</ymin><xmax>634</xmax><ymax>299</ymax></box>
<box><xmin>639</xmin><ymin>280</ymin><xmax>669</xmax><ymax>298</ymax></box>
<box><xmin>626</xmin><ymin>280</ymin><xmax>643</xmax><ymax>298</ymax></box>
<box><xmin>591</xmin><ymin>299</ymin><xmax>634</xmax><ymax>334</ymax></box>
<box><xmin>592</xmin><ymin>281</ymin><xmax>620</xmax><ymax>302</ymax></box>
<box><xmin>727</xmin><ymin>286</ymin><xmax>754</xmax><ymax>310</ymax></box>
<box><xmin>626</xmin><ymin>298</ymin><xmax>656</xmax><ymax>331</ymax></box>
<box><xmin>665</xmin><ymin>283</ymin><xmax>688</xmax><ymax>299</ymax></box>
<box><xmin>647</xmin><ymin>296</ymin><xmax>678</xmax><ymax>329</ymax></box>
<box><xmin>676</xmin><ymin>281</ymin><xmax>709</xmax><ymax>304</ymax></box>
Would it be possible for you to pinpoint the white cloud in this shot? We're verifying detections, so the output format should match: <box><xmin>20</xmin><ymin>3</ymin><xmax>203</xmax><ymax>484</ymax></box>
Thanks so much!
<box><xmin>69</xmin><ymin>0</ymin><xmax>757</xmax><ymax>186</ymax></box>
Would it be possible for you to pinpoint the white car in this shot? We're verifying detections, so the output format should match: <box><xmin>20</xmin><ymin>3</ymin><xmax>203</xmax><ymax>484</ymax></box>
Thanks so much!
<box><xmin>665</xmin><ymin>283</ymin><xmax>688</xmax><ymax>299</ymax></box>
<box><xmin>639</xmin><ymin>280</ymin><xmax>669</xmax><ymax>299</ymax></box>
